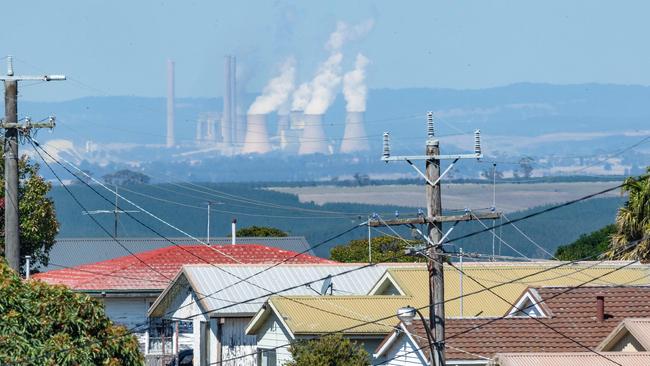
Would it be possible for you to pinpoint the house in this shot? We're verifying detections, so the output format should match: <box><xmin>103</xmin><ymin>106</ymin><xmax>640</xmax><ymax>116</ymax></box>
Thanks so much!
<box><xmin>148</xmin><ymin>263</ymin><xmax>421</xmax><ymax>366</ymax></box>
<box><xmin>39</xmin><ymin>236</ymin><xmax>315</xmax><ymax>272</ymax></box>
<box><xmin>370</xmin><ymin>262</ymin><xmax>650</xmax><ymax>316</ymax></box>
<box><xmin>597</xmin><ymin>318</ymin><xmax>650</xmax><ymax>352</ymax></box>
<box><xmin>33</xmin><ymin>243</ymin><xmax>332</xmax><ymax>355</ymax></box>
<box><xmin>246</xmin><ymin>295</ymin><xmax>414</xmax><ymax>365</ymax></box>
<box><xmin>374</xmin><ymin>286</ymin><xmax>650</xmax><ymax>366</ymax></box>
<box><xmin>246</xmin><ymin>262</ymin><xmax>650</xmax><ymax>366</ymax></box>
<box><xmin>483</xmin><ymin>318</ymin><xmax>650</xmax><ymax>365</ymax></box>
<box><xmin>488</xmin><ymin>352</ymin><xmax>650</xmax><ymax>366</ymax></box>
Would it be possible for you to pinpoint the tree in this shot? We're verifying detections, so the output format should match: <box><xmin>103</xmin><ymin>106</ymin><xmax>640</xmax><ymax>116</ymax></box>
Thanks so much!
<box><xmin>102</xmin><ymin>169</ymin><xmax>151</xmax><ymax>186</ymax></box>
<box><xmin>287</xmin><ymin>334</ymin><xmax>369</xmax><ymax>366</ymax></box>
<box><xmin>235</xmin><ymin>226</ymin><xmax>288</xmax><ymax>237</ymax></box>
<box><xmin>330</xmin><ymin>235</ymin><xmax>424</xmax><ymax>263</ymax></box>
<box><xmin>0</xmin><ymin>153</ymin><xmax>59</xmax><ymax>270</ymax></box>
<box><xmin>606</xmin><ymin>168</ymin><xmax>650</xmax><ymax>260</ymax></box>
<box><xmin>0</xmin><ymin>260</ymin><xmax>143</xmax><ymax>365</ymax></box>
<box><xmin>554</xmin><ymin>224</ymin><xmax>615</xmax><ymax>260</ymax></box>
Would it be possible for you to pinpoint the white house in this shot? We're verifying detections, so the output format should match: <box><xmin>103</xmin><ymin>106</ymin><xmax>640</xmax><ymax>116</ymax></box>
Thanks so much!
<box><xmin>33</xmin><ymin>239</ymin><xmax>330</xmax><ymax>359</ymax></box>
<box><xmin>147</xmin><ymin>263</ymin><xmax>410</xmax><ymax>366</ymax></box>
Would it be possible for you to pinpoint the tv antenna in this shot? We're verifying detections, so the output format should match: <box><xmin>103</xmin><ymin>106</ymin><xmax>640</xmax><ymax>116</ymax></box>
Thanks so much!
<box><xmin>83</xmin><ymin>185</ymin><xmax>139</xmax><ymax>237</ymax></box>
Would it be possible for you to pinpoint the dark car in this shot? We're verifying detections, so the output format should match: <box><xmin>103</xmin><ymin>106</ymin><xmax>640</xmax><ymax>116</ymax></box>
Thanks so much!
<box><xmin>167</xmin><ymin>349</ymin><xmax>193</xmax><ymax>366</ymax></box>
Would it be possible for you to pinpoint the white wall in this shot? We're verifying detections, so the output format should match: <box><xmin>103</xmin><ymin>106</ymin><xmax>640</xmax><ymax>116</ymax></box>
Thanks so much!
<box><xmin>102</xmin><ymin>296</ymin><xmax>158</xmax><ymax>353</ymax></box>
<box><xmin>103</xmin><ymin>296</ymin><xmax>157</xmax><ymax>329</ymax></box>
<box><xmin>221</xmin><ymin>317</ymin><xmax>257</xmax><ymax>366</ymax></box>
<box><xmin>256</xmin><ymin>314</ymin><xmax>293</xmax><ymax>365</ymax></box>
<box><xmin>375</xmin><ymin>333</ymin><xmax>428</xmax><ymax>366</ymax></box>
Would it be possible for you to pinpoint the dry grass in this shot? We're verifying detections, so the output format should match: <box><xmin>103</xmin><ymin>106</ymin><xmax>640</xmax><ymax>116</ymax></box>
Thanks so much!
<box><xmin>269</xmin><ymin>182</ymin><xmax>622</xmax><ymax>213</ymax></box>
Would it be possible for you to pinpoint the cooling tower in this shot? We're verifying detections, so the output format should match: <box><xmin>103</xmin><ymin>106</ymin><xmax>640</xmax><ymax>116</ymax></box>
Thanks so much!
<box><xmin>290</xmin><ymin>110</ymin><xmax>305</xmax><ymax>129</ymax></box>
<box><xmin>242</xmin><ymin>114</ymin><xmax>271</xmax><ymax>154</ymax></box>
<box><xmin>166</xmin><ymin>59</ymin><xmax>175</xmax><ymax>148</ymax></box>
<box><xmin>276</xmin><ymin>113</ymin><xmax>290</xmax><ymax>136</ymax></box>
<box><xmin>299</xmin><ymin>114</ymin><xmax>329</xmax><ymax>155</ymax></box>
<box><xmin>340</xmin><ymin>112</ymin><xmax>369</xmax><ymax>153</ymax></box>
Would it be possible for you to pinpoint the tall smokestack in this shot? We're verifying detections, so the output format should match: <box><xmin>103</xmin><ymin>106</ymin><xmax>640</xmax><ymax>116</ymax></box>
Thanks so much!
<box><xmin>231</xmin><ymin>56</ymin><xmax>243</xmax><ymax>145</ymax></box>
<box><xmin>299</xmin><ymin>114</ymin><xmax>328</xmax><ymax>155</ymax></box>
<box><xmin>242</xmin><ymin>114</ymin><xmax>271</xmax><ymax>154</ymax></box>
<box><xmin>340</xmin><ymin>112</ymin><xmax>369</xmax><ymax>153</ymax></box>
<box><xmin>222</xmin><ymin>56</ymin><xmax>232</xmax><ymax>146</ymax></box>
<box><xmin>166</xmin><ymin>59</ymin><xmax>175</xmax><ymax>148</ymax></box>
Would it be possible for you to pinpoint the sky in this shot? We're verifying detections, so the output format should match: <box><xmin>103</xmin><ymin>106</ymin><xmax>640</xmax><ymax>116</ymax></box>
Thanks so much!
<box><xmin>2</xmin><ymin>0</ymin><xmax>649</xmax><ymax>101</ymax></box>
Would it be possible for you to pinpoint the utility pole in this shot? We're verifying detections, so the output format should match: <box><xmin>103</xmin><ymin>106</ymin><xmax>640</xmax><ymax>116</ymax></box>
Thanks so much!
<box><xmin>0</xmin><ymin>56</ymin><xmax>64</xmax><ymax>272</ymax></box>
<box><xmin>372</xmin><ymin>112</ymin><xmax>500</xmax><ymax>366</ymax></box>
<box><xmin>425</xmin><ymin>128</ymin><xmax>445</xmax><ymax>366</ymax></box>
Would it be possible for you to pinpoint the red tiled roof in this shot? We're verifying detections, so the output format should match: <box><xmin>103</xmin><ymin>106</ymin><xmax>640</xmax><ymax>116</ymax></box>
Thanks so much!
<box><xmin>33</xmin><ymin>244</ymin><xmax>334</xmax><ymax>291</ymax></box>
<box><xmin>403</xmin><ymin>286</ymin><xmax>650</xmax><ymax>361</ymax></box>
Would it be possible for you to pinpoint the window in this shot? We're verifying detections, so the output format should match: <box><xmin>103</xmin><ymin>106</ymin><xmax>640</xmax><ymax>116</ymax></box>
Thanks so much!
<box><xmin>258</xmin><ymin>349</ymin><xmax>277</xmax><ymax>366</ymax></box>
<box><xmin>148</xmin><ymin>318</ymin><xmax>173</xmax><ymax>354</ymax></box>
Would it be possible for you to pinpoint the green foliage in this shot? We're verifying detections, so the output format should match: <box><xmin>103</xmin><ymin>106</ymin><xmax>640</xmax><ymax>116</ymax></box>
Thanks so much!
<box><xmin>330</xmin><ymin>235</ymin><xmax>424</xmax><ymax>263</ymax></box>
<box><xmin>607</xmin><ymin>167</ymin><xmax>650</xmax><ymax>260</ymax></box>
<box><xmin>554</xmin><ymin>224</ymin><xmax>615</xmax><ymax>260</ymax></box>
<box><xmin>49</xmin><ymin>182</ymin><xmax>626</xmax><ymax>258</ymax></box>
<box><xmin>287</xmin><ymin>334</ymin><xmax>369</xmax><ymax>366</ymax></box>
<box><xmin>0</xmin><ymin>154</ymin><xmax>59</xmax><ymax>269</ymax></box>
<box><xmin>0</xmin><ymin>260</ymin><xmax>143</xmax><ymax>365</ymax></box>
<box><xmin>102</xmin><ymin>169</ymin><xmax>151</xmax><ymax>186</ymax></box>
<box><xmin>236</xmin><ymin>226</ymin><xmax>288</xmax><ymax>237</ymax></box>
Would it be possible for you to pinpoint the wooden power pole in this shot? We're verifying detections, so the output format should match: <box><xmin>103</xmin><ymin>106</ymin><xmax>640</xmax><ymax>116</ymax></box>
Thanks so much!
<box><xmin>0</xmin><ymin>56</ymin><xmax>64</xmax><ymax>272</ymax></box>
<box><xmin>373</xmin><ymin>112</ymin><xmax>500</xmax><ymax>366</ymax></box>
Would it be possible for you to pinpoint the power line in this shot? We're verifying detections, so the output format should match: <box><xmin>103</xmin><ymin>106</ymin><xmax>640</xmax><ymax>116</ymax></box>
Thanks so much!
<box><xmin>159</xmin><ymin>224</ymin><xmax>362</xmax><ymax>318</ymax></box>
<box><xmin>445</xmin><ymin>261</ymin><xmax>638</xmax><ymax>366</ymax></box>
<box><xmin>29</xmin><ymin>142</ymin><xmax>176</xmax><ymax>286</ymax></box>
<box><xmin>209</xmin><ymin>249</ymin><xmax>642</xmax><ymax>365</ymax></box>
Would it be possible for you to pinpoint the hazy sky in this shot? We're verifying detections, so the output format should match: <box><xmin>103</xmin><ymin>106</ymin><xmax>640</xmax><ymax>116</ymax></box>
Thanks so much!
<box><xmin>2</xmin><ymin>0</ymin><xmax>649</xmax><ymax>101</ymax></box>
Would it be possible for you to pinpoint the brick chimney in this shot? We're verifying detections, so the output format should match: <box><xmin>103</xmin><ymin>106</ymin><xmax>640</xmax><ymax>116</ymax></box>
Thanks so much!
<box><xmin>596</xmin><ymin>295</ymin><xmax>605</xmax><ymax>322</ymax></box>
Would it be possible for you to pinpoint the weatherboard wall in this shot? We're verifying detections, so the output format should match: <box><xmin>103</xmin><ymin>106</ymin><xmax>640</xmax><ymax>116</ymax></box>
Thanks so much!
<box><xmin>255</xmin><ymin>314</ymin><xmax>293</xmax><ymax>365</ymax></box>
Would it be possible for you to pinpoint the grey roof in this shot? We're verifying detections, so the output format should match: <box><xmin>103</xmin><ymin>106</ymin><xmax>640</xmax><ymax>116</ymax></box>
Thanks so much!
<box><xmin>41</xmin><ymin>236</ymin><xmax>313</xmax><ymax>272</ymax></box>
<box><xmin>150</xmin><ymin>263</ymin><xmax>421</xmax><ymax>317</ymax></box>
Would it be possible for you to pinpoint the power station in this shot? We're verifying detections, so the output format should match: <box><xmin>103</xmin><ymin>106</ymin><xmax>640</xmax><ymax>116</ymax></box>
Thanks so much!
<box><xmin>166</xmin><ymin>53</ymin><xmax>370</xmax><ymax>156</ymax></box>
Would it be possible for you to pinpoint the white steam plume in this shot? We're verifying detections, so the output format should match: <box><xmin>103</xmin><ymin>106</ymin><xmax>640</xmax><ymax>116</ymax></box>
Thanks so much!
<box><xmin>304</xmin><ymin>52</ymin><xmax>343</xmax><ymax>115</ymax></box>
<box><xmin>343</xmin><ymin>53</ymin><xmax>370</xmax><ymax>112</ymax></box>
<box><xmin>248</xmin><ymin>57</ymin><xmax>296</xmax><ymax>115</ymax></box>
<box><xmin>291</xmin><ymin>82</ymin><xmax>312</xmax><ymax>111</ymax></box>
<box><xmin>326</xmin><ymin>19</ymin><xmax>374</xmax><ymax>52</ymax></box>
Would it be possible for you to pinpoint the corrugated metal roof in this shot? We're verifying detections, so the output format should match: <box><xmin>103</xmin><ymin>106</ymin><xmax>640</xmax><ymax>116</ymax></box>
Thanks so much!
<box><xmin>269</xmin><ymin>295</ymin><xmax>412</xmax><ymax>335</ymax></box>
<box><xmin>41</xmin><ymin>236</ymin><xmax>314</xmax><ymax>271</ymax></box>
<box><xmin>490</xmin><ymin>352</ymin><xmax>650</xmax><ymax>366</ymax></box>
<box><xmin>598</xmin><ymin>318</ymin><xmax>650</xmax><ymax>351</ymax></box>
<box><xmin>620</xmin><ymin>319</ymin><xmax>650</xmax><ymax>350</ymax></box>
<box><xmin>156</xmin><ymin>264</ymin><xmax>404</xmax><ymax>317</ymax></box>
<box><xmin>384</xmin><ymin>262</ymin><xmax>650</xmax><ymax>317</ymax></box>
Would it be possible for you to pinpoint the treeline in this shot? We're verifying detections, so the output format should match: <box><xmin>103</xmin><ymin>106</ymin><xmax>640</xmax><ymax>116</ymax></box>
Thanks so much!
<box><xmin>49</xmin><ymin>182</ymin><xmax>624</xmax><ymax>258</ymax></box>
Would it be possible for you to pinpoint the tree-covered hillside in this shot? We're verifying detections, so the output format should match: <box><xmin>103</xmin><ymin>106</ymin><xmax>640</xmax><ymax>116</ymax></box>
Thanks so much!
<box><xmin>49</xmin><ymin>182</ymin><xmax>624</xmax><ymax>259</ymax></box>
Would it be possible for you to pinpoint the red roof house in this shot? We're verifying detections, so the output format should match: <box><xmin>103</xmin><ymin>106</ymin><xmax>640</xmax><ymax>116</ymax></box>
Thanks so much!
<box><xmin>34</xmin><ymin>244</ymin><xmax>333</xmax><ymax>291</ymax></box>
<box><xmin>32</xmin><ymin>243</ymin><xmax>333</xmax><ymax>354</ymax></box>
